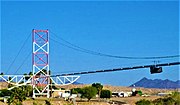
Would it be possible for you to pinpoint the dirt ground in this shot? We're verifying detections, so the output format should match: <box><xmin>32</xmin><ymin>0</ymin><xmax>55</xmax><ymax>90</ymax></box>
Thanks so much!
<box><xmin>0</xmin><ymin>83</ymin><xmax>175</xmax><ymax>105</ymax></box>
<box><xmin>0</xmin><ymin>100</ymin><xmax>110</xmax><ymax>105</ymax></box>
<box><xmin>111</xmin><ymin>96</ymin><xmax>162</xmax><ymax>105</ymax></box>
<box><xmin>0</xmin><ymin>96</ymin><xmax>162</xmax><ymax>105</ymax></box>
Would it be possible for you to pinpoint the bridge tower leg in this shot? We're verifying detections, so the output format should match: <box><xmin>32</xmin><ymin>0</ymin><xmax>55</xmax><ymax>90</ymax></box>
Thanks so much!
<box><xmin>32</xmin><ymin>29</ymin><xmax>50</xmax><ymax>98</ymax></box>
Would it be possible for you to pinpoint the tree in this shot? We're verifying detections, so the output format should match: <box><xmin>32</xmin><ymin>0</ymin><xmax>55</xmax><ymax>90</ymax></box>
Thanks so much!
<box><xmin>7</xmin><ymin>87</ymin><xmax>26</xmax><ymax>105</ymax></box>
<box><xmin>92</xmin><ymin>83</ymin><xmax>103</xmax><ymax>98</ymax></box>
<box><xmin>136</xmin><ymin>99</ymin><xmax>153</xmax><ymax>105</ymax></box>
<box><xmin>163</xmin><ymin>97</ymin><xmax>175</xmax><ymax>105</ymax></box>
<box><xmin>24</xmin><ymin>73</ymin><xmax>30</xmax><ymax>81</ymax></box>
<box><xmin>153</xmin><ymin>97</ymin><xmax>176</xmax><ymax>105</ymax></box>
<box><xmin>0</xmin><ymin>72</ymin><xmax>4</xmax><ymax>75</ymax></box>
<box><xmin>81</xmin><ymin>86</ymin><xmax>97</xmax><ymax>101</ymax></box>
<box><xmin>153</xmin><ymin>98</ymin><xmax>164</xmax><ymax>105</ymax></box>
<box><xmin>71</xmin><ymin>88</ymin><xmax>83</xmax><ymax>94</ymax></box>
<box><xmin>136</xmin><ymin>91</ymin><xmax>180</xmax><ymax>105</ymax></box>
<box><xmin>22</xmin><ymin>85</ymin><xmax>33</xmax><ymax>97</ymax></box>
<box><xmin>29</xmin><ymin>71</ymin><xmax>33</xmax><ymax>76</ymax></box>
<box><xmin>0</xmin><ymin>89</ymin><xmax>12</xmax><ymax>97</ymax></box>
<box><xmin>100</xmin><ymin>89</ymin><xmax>112</xmax><ymax>99</ymax></box>
<box><xmin>170</xmin><ymin>91</ymin><xmax>180</xmax><ymax>105</ymax></box>
<box><xmin>7</xmin><ymin>77</ymin><xmax>13</xmax><ymax>88</ymax></box>
<box><xmin>8</xmin><ymin>77</ymin><xmax>12</xmax><ymax>81</ymax></box>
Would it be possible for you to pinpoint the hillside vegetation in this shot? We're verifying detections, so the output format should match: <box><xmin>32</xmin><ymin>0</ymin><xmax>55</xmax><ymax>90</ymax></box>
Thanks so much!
<box><xmin>59</xmin><ymin>84</ymin><xmax>177</xmax><ymax>95</ymax></box>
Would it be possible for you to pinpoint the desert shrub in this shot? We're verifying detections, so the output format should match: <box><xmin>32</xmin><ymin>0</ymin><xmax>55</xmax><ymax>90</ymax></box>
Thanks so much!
<box><xmin>153</xmin><ymin>96</ymin><xmax>176</xmax><ymax>105</ymax></box>
<box><xmin>33</xmin><ymin>102</ymin><xmax>38</xmax><ymax>105</ymax></box>
<box><xmin>170</xmin><ymin>91</ymin><xmax>180</xmax><ymax>105</ymax></box>
<box><xmin>136</xmin><ymin>91</ymin><xmax>180</xmax><ymax>105</ymax></box>
<box><xmin>33</xmin><ymin>101</ymin><xmax>43</xmax><ymax>105</ymax></box>
<box><xmin>153</xmin><ymin>98</ymin><xmax>164</xmax><ymax>105</ymax></box>
<box><xmin>136</xmin><ymin>99</ymin><xmax>153</xmax><ymax>105</ymax></box>
<box><xmin>164</xmin><ymin>97</ymin><xmax>175</xmax><ymax>105</ymax></box>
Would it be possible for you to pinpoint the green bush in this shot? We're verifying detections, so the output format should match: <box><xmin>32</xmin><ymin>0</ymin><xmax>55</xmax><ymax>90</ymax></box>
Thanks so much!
<box><xmin>136</xmin><ymin>91</ymin><xmax>180</xmax><ymax>105</ymax></box>
<box><xmin>7</xmin><ymin>86</ymin><xmax>28</xmax><ymax>105</ymax></box>
<box><xmin>170</xmin><ymin>91</ymin><xmax>180</xmax><ymax>105</ymax></box>
<box><xmin>0</xmin><ymin>89</ymin><xmax>12</xmax><ymax>97</ymax></box>
<box><xmin>153</xmin><ymin>97</ymin><xmax>176</xmax><ymax>105</ymax></box>
<box><xmin>137</xmin><ymin>91</ymin><xmax>142</xmax><ymax>96</ymax></box>
<box><xmin>136</xmin><ymin>99</ymin><xmax>153</xmax><ymax>105</ymax></box>
<box><xmin>22</xmin><ymin>85</ymin><xmax>33</xmax><ymax>97</ymax></box>
<box><xmin>100</xmin><ymin>89</ymin><xmax>112</xmax><ymax>99</ymax></box>
<box><xmin>153</xmin><ymin>98</ymin><xmax>164</xmax><ymax>105</ymax></box>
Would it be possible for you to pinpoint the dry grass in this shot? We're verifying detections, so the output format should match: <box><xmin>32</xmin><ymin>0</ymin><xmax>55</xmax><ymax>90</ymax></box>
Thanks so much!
<box><xmin>59</xmin><ymin>84</ymin><xmax>177</xmax><ymax>95</ymax></box>
<box><xmin>0</xmin><ymin>83</ymin><xmax>178</xmax><ymax>105</ymax></box>
<box><xmin>111</xmin><ymin>96</ymin><xmax>161</xmax><ymax>105</ymax></box>
<box><xmin>0</xmin><ymin>82</ymin><xmax>8</xmax><ymax>90</ymax></box>
<box><xmin>0</xmin><ymin>81</ymin><xmax>177</xmax><ymax>95</ymax></box>
<box><xmin>0</xmin><ymin>98</ymin><xmax>110</xmax><ymax>105</ymax></box>
<box><xmin>0</xmin><ymin>96</ymin><xmax>162</xmax><ymax>105</ymax></box>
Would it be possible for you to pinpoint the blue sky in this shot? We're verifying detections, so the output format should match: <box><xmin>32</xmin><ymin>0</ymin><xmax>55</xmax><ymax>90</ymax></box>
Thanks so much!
<box><xmin>1</xmin><ymin>1</ymin><xmax>179</xmax><ymax>86</ymax></box>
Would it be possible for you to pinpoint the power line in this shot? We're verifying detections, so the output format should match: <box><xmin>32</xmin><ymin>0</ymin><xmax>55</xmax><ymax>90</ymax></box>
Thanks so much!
<box><xmin>6</xmin><ymin>33</ymin><xmax>31</xmax><ymax>74</ymax></box>
<box><xmin>50</xmin><ymin>31</ymin><xmax>180</xmax><ymax>60</ymax></box>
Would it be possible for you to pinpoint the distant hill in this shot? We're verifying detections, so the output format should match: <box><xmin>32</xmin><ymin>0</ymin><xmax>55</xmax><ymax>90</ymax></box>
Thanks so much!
<box><xmin>65</xmin><ymin>81</ymin><xmax>83</xmax><ymax>85</ymax></box>
<box><xmin>72</xmin><ymin>81</ymin><xmax>83</xmax><ymax>85</ymax></box>
<box><xmin>130</xmin><ymin>77</ymin><xmax>180</xmax><ymax>89</ymax></box>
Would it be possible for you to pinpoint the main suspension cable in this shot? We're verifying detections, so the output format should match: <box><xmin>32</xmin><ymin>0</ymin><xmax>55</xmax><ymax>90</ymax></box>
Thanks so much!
<box><xmin>50</xmin><ymin>31</ymin><xmax>179</xmax><ymax>60</ymax></box>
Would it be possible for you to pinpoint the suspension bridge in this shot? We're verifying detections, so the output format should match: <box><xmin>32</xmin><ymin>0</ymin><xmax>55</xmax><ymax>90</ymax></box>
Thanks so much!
<box><xmin>0</xmin><ymin>29</ymin><xmax>179</xmax><ymax>98</ymax></box>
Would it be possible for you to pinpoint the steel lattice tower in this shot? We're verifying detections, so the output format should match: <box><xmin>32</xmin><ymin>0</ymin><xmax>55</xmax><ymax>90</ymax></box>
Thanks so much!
<box><xmin>32</xmin><ymin>29</ymin><xmax>50</xmax><ymax>98</ymax></box>
<box><xmin>0</xmin><ymin>29</ymin><xmax>80</xmax><ymax>98</ymax></box>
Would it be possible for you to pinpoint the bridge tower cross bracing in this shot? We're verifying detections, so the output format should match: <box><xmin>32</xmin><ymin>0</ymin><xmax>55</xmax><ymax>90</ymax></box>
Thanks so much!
<box><xmin>32</xmin><ymin>29</ymin><xmax>50</xmax><ymax>98</ymax></box>
<box><xmin>0</xmin><ymin>29</ymin><xmax>80</xmax><ymax>98</ymax></box>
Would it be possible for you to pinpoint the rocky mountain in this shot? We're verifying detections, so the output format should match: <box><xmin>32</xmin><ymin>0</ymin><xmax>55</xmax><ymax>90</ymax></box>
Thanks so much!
<box><xmin>130</xmin><ymin>77</ymin><xmax>180</xmax><ymax>89</ymax></box>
